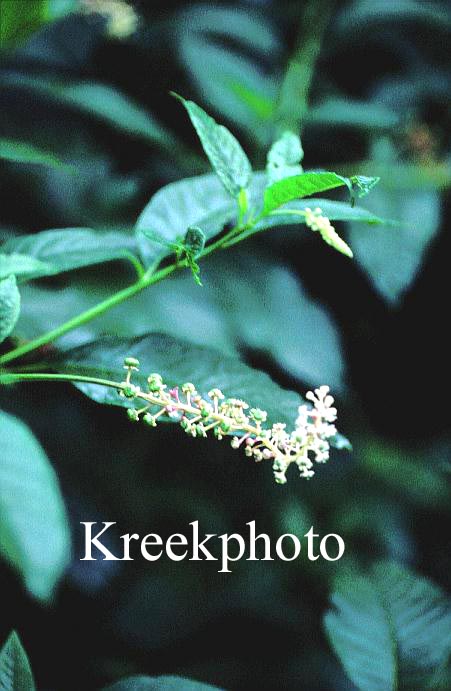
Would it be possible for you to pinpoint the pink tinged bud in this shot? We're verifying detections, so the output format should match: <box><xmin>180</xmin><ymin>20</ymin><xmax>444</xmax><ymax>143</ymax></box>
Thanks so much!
<box><xmin>169</xmin><ymin>387</ymin><xmax>180</xmax><ymax>402</ymax></box>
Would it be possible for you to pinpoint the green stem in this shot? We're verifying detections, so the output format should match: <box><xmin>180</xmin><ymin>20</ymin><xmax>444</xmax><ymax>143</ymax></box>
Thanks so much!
<box><xmin>0</xmin><ymin>216</ymin><xmax>252</xmax><ymax>368</ymax></box>
<box><xmin>275</xmin><ymin>0</ymin><xmax>334</xmax><ymax>136</ymax></box>
<box><xmin>0</xmin><ymin>372</ymin><xmax>124</xmax><ymax>389</ymax></box>
<box><xmin>0</xmin><ymin>261</ymin><xmax>179</xmax><ymax>367</ymax></box>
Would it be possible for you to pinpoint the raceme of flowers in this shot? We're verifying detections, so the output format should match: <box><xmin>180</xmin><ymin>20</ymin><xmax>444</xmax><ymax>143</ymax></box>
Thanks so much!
<box><xmin>119</xmin><ymin>358</ymin><xmax>338</xmax><ymax>484</ymax></box>
<box><xmin>304</xmin><ymin>207</ymin><xmax>353</xmax><ymax>258</ymax></box>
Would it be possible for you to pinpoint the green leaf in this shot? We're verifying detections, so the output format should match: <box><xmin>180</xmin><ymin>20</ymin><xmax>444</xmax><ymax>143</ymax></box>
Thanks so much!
<box><xmin>0</xmin><ymin>275</ymin><xmax>20</xmax><ymax>344</ymax></box>
<box><xmin>46</xmin><ymin>81</ymin><xmax>175</xmax><ymax>149</ymax></box>
<box><xmin>179</xmin><ymin>25</ymin><xmax>277</xmax><ymax>141</ymax></box>
<box><xmin>349</xmin><ymin>187</ymin><xmax>440</xmax><ymax>304</ymax></box>
<box><xmin>307</xmin><ymin>98</ymin><xmax>399</xmax><ymax>130</ymax></box>
<box><xmin>173</xmin><ymin>94</ymin><xmax>252</xmax><ymax>197</ymax></box>
<box><xmin>266</xmin><ymin>131</ymin><xmax>304</xmax><ymax>184</ymax></box>
<box><xmin>52</xmin><ymin>333</ymin><xmax>305</xmax><ymax>427</ymax></box>
<box><xmin>0</xmin><ymin>0</ymin><xmax>48</xmax><ymax>48</ymax></box>
<box><xmin>135</xmin><ymin>173</ymin><xmax>235</xmax><ymax>266</ymax></box>
<box><xmin>0</xmin><ymin>410</ymin><xmax>71</xmax><ymax>601</ymax></box>
<box><xmin>0</xmin><ymin>631</ymin><xmax>35</xmax><ymax>691</ymax></box>
<box><xmin>0</xmin><ymin>253</ymin><xmax>54</xmax><ymax>281</ymax></box>
<box><xmin>0</xmin><ymin>139</ymin><xmax>70</xmax><ymax>171</ymax></box>
<box><xmin>103</xmin><ymin>675</ymin><xmax>223</xmax><ymax>690</ymax></box>
<box><xmin>336</xmin><ymin>0</ymin><xmax>451</xmax><ymax>32</ymax></box>
<box><xmin>249</xmin><ymin>198</ymin><xmax>391</xmax><ymax>237</ymax></box>
<box><xmin>51</xmin><ymin>333</ymin><xmax>349</xmax><ymax>450</ymax></box>
<box><xmin>360</xmin><ymin>438</ymin><xmax>449</xmax><ymax>508</ymax></box>
<box><xmin>2</xmin><ymin>229</ymin><xmax>141</xmax><ymax>279</ymax></box>
<box><xmin>324</xmin><ymin>571</ymin><xmax>396</xmax><ymax>691</ymax></box>
<box><xmin>263</xmin><ymin>172</ymin><xmax>350</xmax><ymax>214</ymax></box>
<box><xmin>324</xmin><ymin>562</ymin><xmax>451</xmax><ymax>691</ymax></box>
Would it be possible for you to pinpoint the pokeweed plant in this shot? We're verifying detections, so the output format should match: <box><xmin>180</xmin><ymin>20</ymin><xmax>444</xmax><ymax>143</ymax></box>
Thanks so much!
<box><xmin>0</xmin><ymin>95</ymin><xmax>385</xmax><ymax>492</ymax></box>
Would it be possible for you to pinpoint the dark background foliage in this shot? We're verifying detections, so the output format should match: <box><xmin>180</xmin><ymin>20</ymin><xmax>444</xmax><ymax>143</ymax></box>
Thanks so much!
<box><xmin>0</xmin><ymin>0</ymin><xmax>450</xmax><ymax>689</ymax></box>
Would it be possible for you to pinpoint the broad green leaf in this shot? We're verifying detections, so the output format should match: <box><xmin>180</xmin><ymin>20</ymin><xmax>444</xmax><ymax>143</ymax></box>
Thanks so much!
<box><xmin>103</xmin><ymin>675</ymin><xmax>223</xmax><ymax>690</ymax></box>
<box><xmin>249</xmin><ymin>198</ymin><xmax>391</xmax><ymax>237</ymax></box>
<box><xmin>2</xmin><ymin>229</ymin><xmax>141</xmax><ymax>279</ymax></box>
<box><xmin>324</xmin><ymin>562</ymin><xmax>451</xmax><ymax>691</ymax></box>
<box><xmin>325</xmin><ymin>572</ymin><xmax>396</xmax><ymax>691</ymax></box>
<box><xmin>0</xmin><ymin>410</ymin><xmax>71</xmax><ymax>601</ymax></box>
<box><xmin>0</xmin><ymin>138</ymin><xmax>70</xmax><ymax>170</ymax></box>
<box><xmin>0</xmin><ymin>631</ymin><xmax>35</xmax><ymax>691</ymax></box>
<box><xmin>173</xmin><ymin>95</ymin><xmax>252</xmax><ymax>197</ymax></box>
<box><xmin>373</xmin><ymin>562</ymin><xmax>451</xmax><ymax>688</ymax></box>
<box><xmin>135</xmin><ymin>173</ymin><xmax>236</xmax><ymax>266</ymax></box>
<box><xmin>266</xmin><ymin>131</ymin><xmax>304</xmax><ymax>184</ymax></box>
<box><xmin>46</xmin><ymin>81</ymin><xmax>175</xmax><ymax>148</ymax></box>
<box><xmin>179</xmin><ymin>33</ymin><xmax>276</xmax><ymax>142</ymax></box>
<box><xmin>307</xmin><ymin>98</ymin><xmax>399</xmax><ymax>130</ymax></box>
<box><xmin>349</xmin><ymin>187</ymin><xmax>440</xmax><ymax>304</ymax></box>
<box><xmin>198</xmin><ymin>251</ymin><xmax>346</xmax><ymax>392</ymax></box>
<box><xmin>263</xmin><ymin>172</ymin><xmax>350</xmax><ymax>214</ymax></box>
<box><xmin>360</xmin><ymin>438</ymin><xmax>449</xmax><ymax>508</ymax></box>
<box><xmin>52</xmin><ymin>333</ymin><xmax>306</xmax><ymax>427</ymax></box>
<box><xmin>0</xmin><ymin>253</ymin><xmax>53</xmax><ymax>281</ymax></box>
<box><xmin>0</xmin><ymin>0</ymin><xmax>48</xmax><ymax>48</ymax></box>
<box><xmin>51</xmin><ymin>333</ymin><xmax>349</xmax><ymax>450</ymax></box>
<box><xmin>1</xmin><ymin>77</ymin><xmax>176</xmax><ymax>151</ymax></box>
<box><xmin>0</xmin><ymin>275</ymin><xmax>20</xmax><ymax>344</ymax></box>
<box><xmin>337</xmin><ymin>0</ymin><xmax>451</xmax><ymax>32</ymax></box>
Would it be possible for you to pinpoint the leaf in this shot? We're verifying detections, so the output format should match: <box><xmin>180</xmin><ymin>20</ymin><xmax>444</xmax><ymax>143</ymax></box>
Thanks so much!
<box><xmin>0</xmin><ymin>275</ymin><xmax>20</xmax><ymax>344</ymax></box>
<box><xmin>135</xmin><ymin>173</ymin><xmax>235</xmax><ymax>265</ymax></box>
<box><xmin>179</xmin><ymin>30</ymin><xmax>277</xmax><ymax>142</ymax></box>
<box><xmin>0</xmin><ymin>138</ymin><xmax>70</xmax><ymax>171</ymax></box>
<box><xmin>0</xmin><ymin>253</ymin><xmax>54</xmax><ymax>281</ymax></box>
<box><xmin>0</xmin><ymin>410</ymin><xmax>71</xmax><ymax>601</ymax></box>
<box><xmin>2</xmin><ymin>229</ymin><xmax>141</xmax><ymax>279</ymax></box>
<box><xmin>249</xmin><ymin>198</ymin><xmax>391</xmax><ymax>237</ymax></box>
<box><xmin>324</xmin><ymin>571</ymin><xmax>396</xmax><ymax>691</ymax></box>
<box><xmin>0</xmin><ymin>0</ymin><xmax>48</xmax><ymax>48</ymax></box>
<box><xmin>2</xmin><ymin>77</ymin><xmax>176</xmax><ymax>151</ymax></box>
<box><xmin>324</xmin><ymin>562</ymin><xmax>451</xmax><ymax>691</ymax></box>
<box><xmin>349</xmin><ymin>187</ymin><xmax>440</xmax><ymax>304</ymax></box>
<box><xmin>47</xmin><ymin>81</ymin><xmax>175</xmax><ymax>148</ymax></box>
<box><xmin>0</xmin><ymin>631</ymin><xmax>35</xmax><ymax>691</ymax></box>
<box><xmin>306</xmin><ymin>98</ymin><xmax>399</xmax><ymax>130</ymax></box>
<box><xmin>266</xmin><ymin>131</ymin><xmax>304</xmax><ymax>184</ymax></box>
<box><xmin>173</xmin><ymin>94</ymin><xmax>252</xmax><ymax>197</ymax></box>
<box><xmin>336</xmin><ymin>0</ymin><xmax>451</xmax><ymax>32</ymax></box>
<box><xmin>360</xmin><ymin>438</ymin><xmax>449</xmax><ymax>508</ymax></box>
<box><xmin>51</xmin><ymin>333</ymin><xmax>349</xmax><ymax>450</ymax></box>
<box><xmin>103</xmin><ymin>675</ymin><xmax>223</xmax><ymax>690</ymax></box>
<box><xmin>263</xmin><ymin>172</ymin><xmax>350</xmax><ymax>214</ymax></box>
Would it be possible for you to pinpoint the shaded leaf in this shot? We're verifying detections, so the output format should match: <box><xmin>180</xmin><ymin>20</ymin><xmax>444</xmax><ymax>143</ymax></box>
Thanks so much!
<box><xmin>0</xmin><ymin>253</ymin><xmax>54</xmax><ymax>281</ymax></box>
<box><xmin>0</xmin><ymin>138</ymin><xmax>70</xmax><ymax>171</ymax></box>
<box><xmin>173</xmin><ymin>95</ymin><xmax>252</xmax><ymax>197</ymax></box>
<box><xmin>307</xmin><ymin>98</ymin><xmax>399</xmax><ymax>130</ymax></box>
<box><xmin>103</xmin><ymin>675</ymin><xmax>223</xmax><ymax>690</ymax></box>
<box><xmin>135</xmin><ymin>173</ymin><xmax>235</xmax><ymax>265</ymax></box>
<box><xmin>0</xmin><ymin>275</ymin><xmax>20</xmax><ymax>344</ymax></box>
<box><xmin>325</xmin><ymin>571</ymin><xmax>396</xmax><ymax>691</ymax></box>
<box><xmin>0</xmin><ymin>410</ymin><xmax>71</xmax><ymax>601</ymax></box>
<box><xmin>51</xmin><ymin>333</ymin><xmax>349</xmax><ymax>450</ymax></box>
<box><xmin>349</xmin><ymin>187</ymin><xmax>440</xmax><ymax>304</ymax></box>
<box><xmin>2</xmin><ymin>229</ymin><xmax>141</xmax><ymax>278</ymax></box>
<box><xmin>0</xmin><ymin>631</ymin><xmax>35</xmax><ymax>691</ymax></box>
<box><xmin>325</xmin><ymin>562</ymin><xmax>451</xmax><ymax>691</ymax></box>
